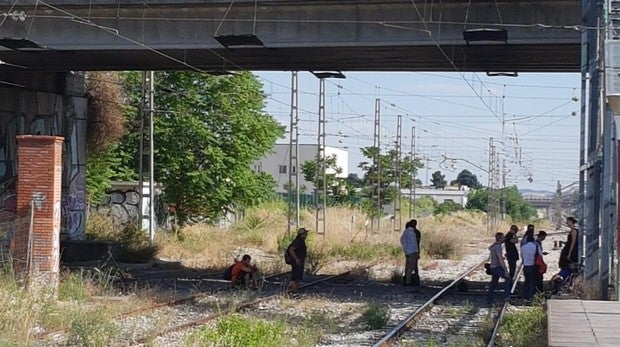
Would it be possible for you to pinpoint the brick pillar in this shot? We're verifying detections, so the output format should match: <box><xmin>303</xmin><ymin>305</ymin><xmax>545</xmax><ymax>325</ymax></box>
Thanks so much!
<box><xmin>11</xmin><ymin>136</ymin><xmax>63</xmax><ymax>290</ymax></box>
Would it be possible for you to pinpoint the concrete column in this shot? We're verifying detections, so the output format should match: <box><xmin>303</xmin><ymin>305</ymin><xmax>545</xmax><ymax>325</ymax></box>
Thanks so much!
<box><xmin>11</xmin><ymin>135</ymin><xmax>63</xmax><ymax>290</ymax></box>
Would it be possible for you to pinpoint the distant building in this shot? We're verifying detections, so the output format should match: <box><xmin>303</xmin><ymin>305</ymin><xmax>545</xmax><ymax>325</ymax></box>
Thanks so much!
<box><xmin>401</xmin><ymin>187</ymin><xmax>469</xmax><ymax>207</ymax></box>
<box><xmin>254</xmin><ymin>144</ymin><xmax>349</xmax><ymax>193</ymax></box>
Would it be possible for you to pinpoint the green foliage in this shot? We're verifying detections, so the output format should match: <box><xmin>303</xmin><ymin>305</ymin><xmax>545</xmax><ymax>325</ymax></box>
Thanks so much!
<box><xmin>86</xmin><ymin>214</ymin><xmax>158</xmax><ymax>263</ymax></box>
<box><xmin>277</xmin><ymin>233</ymin><xmax>296</xmax><ymax>253</ymax></box>
<box><xmin>361</xmin><ymin>303</ymin><xmax>389</xmax><ymax>330</ymax></box>
<box><xmin>466</xmin><ymin>186</ymin><xmax>536</xmax><ymax>222</ymax></box>
<box><xmin>466</xmin><ymin>188</ymin><xmax>487</xmax><ymax>211</ymax></box>
<box><xmin>328</xmin><ymin>243</ymin><xmax>402</xmax><ymax>261</ymax></box>
<box><xmin>434</xmin><ymin>201</ymin><xmax>463</xmax><ymax>215</ymax></box>
<box><xmin>494</xmin><ymin>306</ymin><xmax>546</xmax><ymax>346</ymax></box>
<box><xmin>358</xmin><ymin>147</ymin><xmax>423</xmax><ymax>213</ymax></box>
<box><xmin>454</xmin><ymin>169</ymin><xmax>482</xmax><ymax>189</ymax></box>
<box><xmin>58</xmin><ymin>271</ymin><xmax>88</xmax><ymax>302</ymax></box>
<box><xmin>503</xmin><ymin>186</ymin><xmax>537</xmax><ymax>222</ymax></box>
<box><xmin>431</xmin><ymin>170</ymin><xmax>447</xmax><ymax>189</ymax></box>
<box><xmin>115</xmin><ymin>71</ymin><xmax>284</xmax><ymax>224</ymax></box>
<box><xmin>411</xmin><ymin>196</ymin><xmax>437</xmax><ymax>216</ymax></box>
<box><xmin>67</xmin><ymin>310</ymin><xmax>118</xmax><ymax>347</ymax></box>
<box><xmin>115</xmin><ymin>223</ymin><xmax>159</xmax><ymax>263</ymax></box>
<box><xmin>85</xmin><ymin>143</ymin><xmax>136</xmax><ymax>205</ymax></box>
<box><xmin>186</xmin><ymin>314</ymin><xmax>286</xmax><ymax>347</ymax></box>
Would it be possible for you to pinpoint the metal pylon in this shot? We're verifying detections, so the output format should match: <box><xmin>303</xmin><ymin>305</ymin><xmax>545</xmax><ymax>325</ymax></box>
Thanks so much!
<box><xmin>315</xmin><ymin>78</ymin><xmax>327</xmax><ymax>236</ymax></box>
<box><xmin>138</xmin><ymin>71</ymin><xmax>156</xmax><ymax>243</ymax></box>
<box><xmin>394</xmin><ymin>115</ymin><xmax>402</xmax><ymax>232</ymax></box>
<box><xmin>287</xmin><ymin>71</ymin><xmax>300</xmax><ymax>236</ymax></box>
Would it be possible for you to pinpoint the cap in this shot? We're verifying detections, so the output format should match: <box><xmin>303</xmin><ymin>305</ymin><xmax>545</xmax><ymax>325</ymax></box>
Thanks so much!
<box><xmin>297</xmin><ymin>227</ymin><xmax>309</xmax><ymax>235</ymax></box>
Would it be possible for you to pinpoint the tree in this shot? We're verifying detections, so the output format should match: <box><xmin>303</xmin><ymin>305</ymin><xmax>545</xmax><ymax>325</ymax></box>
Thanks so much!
<box><xmin>114</xmin><ymin>71</ymin><xmax>284</xmax><ymax>223</ymax></box>
<box><xmin>431</xmin><ymin>171</ymin><xmax>447</xmax><ymax>189</ymax></box>
<box><xmin>454</xmin><ymin>169</ymin><xmax>481</xmax><ymax>189</ymax></box>
<box><xmin>466</xmin><ymin>186</ymin><xmax>536</xmax><ymax>222</ymax></box>
<box><xmin>300</xmin><ymin>154</ymin><xmax>346</xmax><ymax>196</ymax></box>
<box><xmin>346</xmin><ymin>173</ymin><xmax>364</xmax><ymax>189</ymax></box>
<box><xmin>358</xmin><ymin>146</ymin><xmax>423</xmax><ymax>206</ymax></box>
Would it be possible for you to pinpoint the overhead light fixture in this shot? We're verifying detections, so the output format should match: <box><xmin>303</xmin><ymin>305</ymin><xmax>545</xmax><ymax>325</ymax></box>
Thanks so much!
<box><xmin>206</xmin><ymin>70</ymin><xmax>235</xmax><ymax>76</ymax></box>
<box><xmin>463</xmin><ymin>29</ymin><xmax>508</xmax><ymax>45</ymax></box>
<box><xmin>486</xmin><ymin>71</ymin><xmax>518</xmax><ymax>77</ymax></box>
<box><xmin>0</xmin><ymin>38</ymin><xmax>48</xmax><ymax>52</ymax></box>
<box><xmin>213</xmin><ymin>34</ymin><xmax>264</xmax><ymax>48</ymax></box>
<box><xmin>310</xmin><ymin>71</ymin><xmax>346</xmax><ymax>79</ymax></box>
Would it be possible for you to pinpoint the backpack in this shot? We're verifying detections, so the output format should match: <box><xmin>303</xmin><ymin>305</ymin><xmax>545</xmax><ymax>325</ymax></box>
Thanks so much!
<box><xmin>535</xmin><ymin>254</ymin><xmax>547</xmax><ymax>274</ymax></box>
<box><xmin>222</xmin><ymin>264</ymin><xmax>234</xmax><ymax>281</ymax></box>
<box><xmin>284</xmin><ymin>244</ymin><xmax>293</xmax><ymax>265</ymax></box>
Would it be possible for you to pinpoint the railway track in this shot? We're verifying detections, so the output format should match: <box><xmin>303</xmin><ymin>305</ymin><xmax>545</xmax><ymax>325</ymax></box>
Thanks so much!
<box><xmin>374</xmin><ymin>260</ymin><xmax>494</xmax><ymax>347</ymax></box>
<box><xmin>373</xmin><ymin>261</ymin><xmax>525</xmax><ymax>347</ymax></box>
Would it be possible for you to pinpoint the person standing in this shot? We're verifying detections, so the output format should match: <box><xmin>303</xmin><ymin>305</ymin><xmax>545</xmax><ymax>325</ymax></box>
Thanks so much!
<box><xmin>534</xmin><ymin>230</ymin><xmax>547</xmax><ymax>293</ymax></box>
<box><xmin>521</xmin><ymin>233</ymin><xmax>538</xmax><ymax>301</ymax></box>
<box><xmin>400</xmin><ymin>219</ymin><xmax>420</xmax><ymax>286</ymax></box>
<box><xmin>287</xmin><ymin>228</ymin><xmax>309</xmax><ymax>294</ymax></box>
<box><xmin>521</xmin><ymin>224</ymin><xmax>535</xmax><ymax>247</ymax></box>
<box><xmin>560</xmin><ymin>217</ymin><xmax>579</xmax><ymax>269</ymax></box>
<box><xmin>487</xmin><ymin>232</ymin><xmax>511</xmax><ymax>305</ymax></box>
<box><xmin>504</xmin><ymin>225</ymin><xmax>520</xmax><ymax>281</ymax></box>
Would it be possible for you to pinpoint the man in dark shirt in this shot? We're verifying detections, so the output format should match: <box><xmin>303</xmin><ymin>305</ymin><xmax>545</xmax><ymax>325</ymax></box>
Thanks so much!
<box><xmin>504</xmin><ymin>225</ymin><xmax>519</xmax><ymax>280</ymax></box>
<box><xmin>287</xmin><ymin>227</ymin><xmax>309</xmax><ymax>294</ymax></box>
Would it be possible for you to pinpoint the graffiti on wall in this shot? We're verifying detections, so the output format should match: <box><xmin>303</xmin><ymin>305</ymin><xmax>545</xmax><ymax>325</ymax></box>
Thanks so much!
<box><xmin>62</xmin><ymin>100</ymin><xmax>88</xmax><ymax>240</ymax></box>
<box><xmin>0</xmin><ymin>88</ymin><xmax>88</xmax><ymax>240</ymax></box>
<box><xmin>94</xmin><ymin>189</ymin><xmax>140</xmax><ymax>225</ymax></box>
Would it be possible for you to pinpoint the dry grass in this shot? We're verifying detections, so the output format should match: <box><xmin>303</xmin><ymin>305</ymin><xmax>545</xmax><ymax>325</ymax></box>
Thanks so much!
<box><xmin>0</xmin><ymin>265</ymin><xmax>157</xmax><ymax>345</ymax></box>
<box><xmin>157</xmin><ymin>203</ymin><xmax>495</xmax><ymax>271</ymax></box>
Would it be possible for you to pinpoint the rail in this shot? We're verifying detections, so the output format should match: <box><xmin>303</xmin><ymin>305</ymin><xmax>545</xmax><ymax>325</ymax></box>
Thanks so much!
<box><xmin>373</xmin><ymin>259</ymin><xmax>488</xmax><ymax>347</ymax></box>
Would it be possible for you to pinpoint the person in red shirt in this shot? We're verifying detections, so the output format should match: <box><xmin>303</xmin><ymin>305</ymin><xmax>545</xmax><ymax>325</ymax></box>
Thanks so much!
<box><xmin>231</xmin><ymin>254</ymin><xmax>259</xmax><ymax>289</ymax></box>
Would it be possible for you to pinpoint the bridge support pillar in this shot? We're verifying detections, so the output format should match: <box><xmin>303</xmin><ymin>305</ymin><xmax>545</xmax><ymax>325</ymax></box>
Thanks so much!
<box><xmin>0</xmin><ymin>72</ymin><xmax>87</xmax><ymax>241</ymax></box>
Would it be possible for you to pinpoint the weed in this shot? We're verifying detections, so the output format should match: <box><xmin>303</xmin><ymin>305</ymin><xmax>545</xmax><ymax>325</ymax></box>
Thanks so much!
<box><xmin>492</xmin><ymin>305</ymin><xmax>546</xmax><ymax>346</ymax></box>
<box><xmin>58</xmin><ymin>270</ymin><xmax>88</xmax><ymax>302</ymax></box>
<box><xmin>361</xmin><ymin>303</ymin><xmax>389</xmax><ymax>330</ymax></box>
<box><xmin>67</xmin><ymin>309</ymin><xmax>118</xmax><ymax>347</ymax></box>
<box><xmin>328</xmin><ymin>243</ymin><xmax>402</xmax><ymax>261</ymax></box>
<box><xmin>185</xmin><ymin>314</ymin><xmax>286</xmax><ymax>347</ymax></box>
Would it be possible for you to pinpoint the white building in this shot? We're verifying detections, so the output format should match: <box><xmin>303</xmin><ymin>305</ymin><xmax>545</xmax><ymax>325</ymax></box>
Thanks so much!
<box><xmin>255</xmin><ymin>144</ymin><xmax>349</xmax><ymax>193</ymax></box>
<box><xmin>401</xmin><ymin>187</ymin><xmax>469</xmax><ymax>207</ymax></box>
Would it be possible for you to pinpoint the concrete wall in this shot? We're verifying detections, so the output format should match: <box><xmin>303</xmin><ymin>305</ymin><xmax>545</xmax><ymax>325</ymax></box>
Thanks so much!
<box><xmin>255</xmin><ymin>144</ymin><xmax>349</xmax><ymax>193</ymax></box>
<box><xmin>0</xmin><ymin>72</ymin><xmax>87</xmax><ymax>240</ymax></box>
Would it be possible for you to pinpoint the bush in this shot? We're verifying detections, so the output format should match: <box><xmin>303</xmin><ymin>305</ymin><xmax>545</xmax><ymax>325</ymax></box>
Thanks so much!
<box><xmin>434</xmin><ymin>201</ymin><xmax>463</xmax><ymax>215</ymax></box>
<box><xmin>495</xmin><ymin>306</ymin><xmax>546</xmax><ymax>346</ymax></box>
<box><xmin>186</xmin><ymin>314</ymin><xmax>286</xmax><ymax>347</ymax></box>
<box><xmin>67</xmin><ymin>310</ymin><xmax>118</xmax><ymax>347</ymax></box>
<box><xmin>86</xmin><ymin>214</ymin><xmax>158</xmax><ymax>263</ymax></box>
<box><xmin>423</xmin><ymin>230</ymin><xmax>461</xmax><ymax>259</ymax></box>
<box><xmin>361</xmin><ymin>303</ymin><xmax>389</xmax><ymax>330</ymax></box>
<box><xmin>328</xmin><ymin>243</ymin><xmax>402</xmax><ymax>261</ymax></box>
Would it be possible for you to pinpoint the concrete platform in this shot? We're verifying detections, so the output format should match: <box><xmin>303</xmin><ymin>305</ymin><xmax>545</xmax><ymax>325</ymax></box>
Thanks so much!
<box><xmin>548</xmin><ymin>299</ymin><xmax>620</xmax><ymax>346</ymax></box>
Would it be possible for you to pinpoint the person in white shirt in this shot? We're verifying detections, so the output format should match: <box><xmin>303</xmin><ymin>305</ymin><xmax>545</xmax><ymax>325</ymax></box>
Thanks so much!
<box><xmin>400</xmin><ymin>219</ymin><xmax>420</xmax><ymax>286</ymax></box>
<box><xmin>521</xmin><ymin>234</ymin><xmax>538</xmax><ymax>300</ymax></box>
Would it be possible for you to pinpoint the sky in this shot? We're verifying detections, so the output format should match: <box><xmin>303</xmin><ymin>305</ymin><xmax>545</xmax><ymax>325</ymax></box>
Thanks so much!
<box><xmin>256</xmin><ymin>71</ymin><xmax>581</xmax><ymax>193</ymax></box>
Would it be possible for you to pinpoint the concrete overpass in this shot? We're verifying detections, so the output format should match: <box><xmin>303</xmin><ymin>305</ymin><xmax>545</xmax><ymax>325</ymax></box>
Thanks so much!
<box><xmin>0</xmin><ymin>0</ymin><xmax>581</xmax><ymax>72</ymax></box>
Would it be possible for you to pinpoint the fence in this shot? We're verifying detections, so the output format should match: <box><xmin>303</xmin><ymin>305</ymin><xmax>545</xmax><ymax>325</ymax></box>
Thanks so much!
<box><xmin>0</xmin><ymin>201</ymin><xmax>34</xmax><ymax>276</ymax></box>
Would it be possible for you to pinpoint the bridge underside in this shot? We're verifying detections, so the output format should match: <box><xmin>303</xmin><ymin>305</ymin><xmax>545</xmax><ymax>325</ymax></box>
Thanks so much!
<box><xmin>0</xmin><ymin>44</ymin><xmax>579</xmax><ymax>72</ymax></box>
<box><xmin>0</xmin><ymin>0</ymin><xmax>581</xmax><ymax>72</ymax></box>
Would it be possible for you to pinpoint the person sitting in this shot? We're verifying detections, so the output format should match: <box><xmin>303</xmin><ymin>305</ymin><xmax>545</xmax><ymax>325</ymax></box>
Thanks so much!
<box><xmin>550</xmin><ymin>265</ymin><xmax>575</xmax><ymax>295</ymax></box>
<box><xmin>231</xmin><ymin>254</ymin><xmax>259</xmax><ymax>289</ymax></box>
